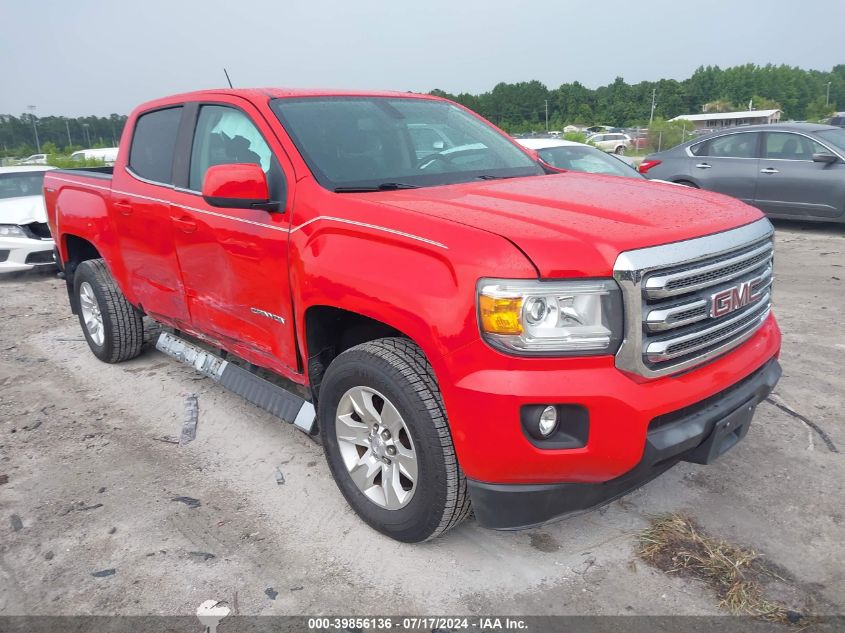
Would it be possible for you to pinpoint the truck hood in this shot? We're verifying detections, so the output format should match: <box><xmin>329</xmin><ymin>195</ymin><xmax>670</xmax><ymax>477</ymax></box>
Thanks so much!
<box><xmin>0</xmin><ymin>195</ymin><xmax>48</xmax><ymax>225</ymax></box>
<box><xmin>366</xmin><ymin>173</ymin><xmax>764</xmax><ymax>277</ymax></box>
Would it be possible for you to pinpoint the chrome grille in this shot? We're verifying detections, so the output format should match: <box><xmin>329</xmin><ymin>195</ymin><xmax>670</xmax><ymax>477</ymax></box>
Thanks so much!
<box><xmin>614</xmin><ymin>219</ymin><xmax>774</xmax><ymax>378</ymax></box>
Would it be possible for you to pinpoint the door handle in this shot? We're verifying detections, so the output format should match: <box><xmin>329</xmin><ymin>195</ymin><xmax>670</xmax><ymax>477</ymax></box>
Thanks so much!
<box><xmin>695</xmin><ymin>163</ymin><xmax>711</xmax><ymax>169</ymax></box>
<box><xmin>760</xmin><ymin>167</ymin><xmax>779</xmax><ymax>174</ymax></box>
<box><xmin>113</xmin><ymin>200</ymin><xmax>132</xmax><ymax>216</ymax></box>
<box><xmin>172</xmin><ymin>215</ymin><xmax>198</xmax><ymax>233</ymax></box>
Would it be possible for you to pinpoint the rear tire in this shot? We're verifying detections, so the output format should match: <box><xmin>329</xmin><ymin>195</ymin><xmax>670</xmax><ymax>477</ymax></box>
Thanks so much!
<box><xmin>74</xmin><ymin>259</ymin><xmax>144</xmax><ymax>363</ymax></box>
<box><xmin>319</xmin><ymin>338</ymin><xmax>471</xmax><ymax>542</ymax></box>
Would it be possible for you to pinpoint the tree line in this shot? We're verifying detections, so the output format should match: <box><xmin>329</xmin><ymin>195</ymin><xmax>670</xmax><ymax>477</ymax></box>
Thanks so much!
<box><xmin>0</xmin><ymin>114</ymin><xmax>127</xmax><ymax>158</ymax></box>
<box><xmin>2</xmin><ymin>63</ymin><xmax>843</xmax><ymax>157</ymax></box>
<box><xmin>432</xmin><ymin>63</ymin><xmax>844</xmax><ymax>133</ymax></box>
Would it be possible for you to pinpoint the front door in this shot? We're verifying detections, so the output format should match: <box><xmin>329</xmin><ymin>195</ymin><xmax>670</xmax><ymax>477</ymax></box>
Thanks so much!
<box><xmin>168</xmin><ymin>101</ymin><xmax>298</xmax><ymax>376</ymax></box>
<box><xmin>755</xmin><ymin>131</ymin><xmax>845</xmax><ymax>218</ymax></box>
<box><xmin>690</xmin><ymin>131</ymin><xmax>760</xmax><ymax>204</ymax></box>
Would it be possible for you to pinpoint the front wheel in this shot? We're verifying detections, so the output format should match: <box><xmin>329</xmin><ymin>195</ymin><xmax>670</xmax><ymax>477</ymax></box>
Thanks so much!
<box><xmin>74</xmin><ymin>259</ymin><xmax>144</xmax><ymax>363</ymax></box>
<box><xmin>615</xmin><ymin>145</ymin><xmax>625</xmax><ymax>155</ymax></box>
<box><xmin>319</xmin><ymin>338</ymin><xmax>471</xmax><ymax>542</ymax></box>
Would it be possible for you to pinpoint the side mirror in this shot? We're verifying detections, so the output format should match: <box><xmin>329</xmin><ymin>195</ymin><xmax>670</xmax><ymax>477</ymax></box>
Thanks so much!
<box><xmin>812</xmin><ymin>153</ymin><xmax>839</xmax><ymax>164</ymax></box>
<box><xmin>202</xmin><ymin>163</ymin><xmax>279</xmax><ymax>211</ymax></box>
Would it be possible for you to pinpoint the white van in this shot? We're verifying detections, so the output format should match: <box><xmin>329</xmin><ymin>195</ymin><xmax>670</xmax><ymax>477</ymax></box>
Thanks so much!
<box><xmin>70</xmin><ymin>148</ymin><xmax>119</xmax><ymax>165</ymax></box>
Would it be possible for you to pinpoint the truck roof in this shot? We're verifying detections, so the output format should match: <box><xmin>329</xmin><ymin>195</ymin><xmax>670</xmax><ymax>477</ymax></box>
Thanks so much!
<box><xmin>139</xmin><ymin>88</ymin><xmax>443</xmax><ymax>107</ymax></box>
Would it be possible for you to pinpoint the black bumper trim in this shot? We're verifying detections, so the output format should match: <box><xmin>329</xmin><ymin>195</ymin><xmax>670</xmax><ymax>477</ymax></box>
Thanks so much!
<box><xmin>468</xmin><ymin>358</ymin><xmax>782</xmax><ymax>530</ymax></box>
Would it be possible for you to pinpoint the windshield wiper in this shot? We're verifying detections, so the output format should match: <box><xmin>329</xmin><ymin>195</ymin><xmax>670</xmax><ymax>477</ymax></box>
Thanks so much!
<box><xmin>476</xmin><ymin>174</ymin><xmax>516</xmax><ymax>181</ymax></box>
<box><xmin>334</xmin><ymin>182</ymin><xmax>420</xmax><ymax>193</ymax></box>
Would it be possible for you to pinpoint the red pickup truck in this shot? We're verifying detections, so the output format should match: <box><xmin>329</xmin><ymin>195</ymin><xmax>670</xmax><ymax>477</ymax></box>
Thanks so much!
<box><xmin>44</xmin><ymin>89</ymin><xmax>781</xmax><ymax>542</ymax></box>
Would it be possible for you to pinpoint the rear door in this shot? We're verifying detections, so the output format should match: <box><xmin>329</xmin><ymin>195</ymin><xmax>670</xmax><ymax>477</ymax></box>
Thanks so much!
<box><xmin>754</xmin><ymin>131</ymin><xmax>845</xmax><ymax>219</ymax></box>
<box><xmin>111</xmin><ymin>105</ymin><xmax>191</xmax><ymax>326</ymax></box>
<box><xmin>688</xmin><ymin>131</ymin><xmax>760</xmax><ymax>204</ymax></box>
<box><xmin>167</xmin><ymin>99</ymin><xmax>299</xmax><ymax>376</ymax></box>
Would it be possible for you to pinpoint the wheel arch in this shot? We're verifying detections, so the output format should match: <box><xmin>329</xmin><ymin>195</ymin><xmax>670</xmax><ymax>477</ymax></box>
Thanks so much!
<box><xmin>304</xmin><ymin>305</ymin><xmax>413</xmax><ymax>403</ymax></box>
<box><xmin>62</xmin><ymin>234</ymin><xmax>102</xmax><ymax>314</ymax></box>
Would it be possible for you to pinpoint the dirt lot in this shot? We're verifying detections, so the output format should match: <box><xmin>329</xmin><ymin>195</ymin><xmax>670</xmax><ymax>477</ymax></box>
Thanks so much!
<box><xmin>1</xmin><ymin>221</ymin><xmax>843</xmax><ymax>618</ymax></box>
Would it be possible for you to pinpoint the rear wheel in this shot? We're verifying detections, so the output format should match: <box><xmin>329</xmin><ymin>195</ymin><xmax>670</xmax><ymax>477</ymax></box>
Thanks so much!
<box><xmin>319</xmin><ymin>338</ymin><xmax>470</xmax><ymax>542</ymax></box>
<box><xmin>74</xmin><ymin>259</ymin><xmax>144</xmax><ymax>363</ymax></box>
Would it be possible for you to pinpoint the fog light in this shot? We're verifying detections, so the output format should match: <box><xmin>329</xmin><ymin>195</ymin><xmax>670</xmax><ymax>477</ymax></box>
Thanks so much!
<box><xmin>538</xmin><ymin>405</ymin><xmax>558</xmax><ymax>436</ymax></box>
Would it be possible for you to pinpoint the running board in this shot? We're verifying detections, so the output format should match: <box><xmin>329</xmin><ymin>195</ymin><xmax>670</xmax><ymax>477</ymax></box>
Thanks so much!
<box><xmin>155</xmin><ymin>331</ymin><xmax>316</xmax><ymax>433</ymax></box>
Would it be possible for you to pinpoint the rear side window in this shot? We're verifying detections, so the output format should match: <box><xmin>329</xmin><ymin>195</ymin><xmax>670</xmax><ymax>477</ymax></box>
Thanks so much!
<box><xmin>129</xmin><ymin>107</ymin><xmax>183</xmax><ymax>184</ymax></box>
<box><xmin>696</xmin><ymin>133</ymin><xmax>759</xmax><ymax>158</ymax></box>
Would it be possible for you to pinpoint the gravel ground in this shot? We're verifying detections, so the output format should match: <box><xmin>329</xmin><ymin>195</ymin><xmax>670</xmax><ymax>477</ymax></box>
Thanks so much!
<box><xmin>0</xmin><ymin>220</ymin><xmax>843</xmax><ymax>618</ymax></box>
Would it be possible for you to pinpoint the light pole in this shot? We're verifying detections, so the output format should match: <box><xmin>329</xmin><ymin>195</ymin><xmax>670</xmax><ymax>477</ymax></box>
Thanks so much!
<box><xmin>82</xmin><ymin>123</ymin><xmax>91</xmax><ymax>148</ymax></box>
<box><xmin>544</xmin><ymin>99</ymin><xmax>549</xmax><ymax>132</ymax></box>
<box><xmin>827</xmin><ymin>82</ymin><xmax>832</xmax><ymax>107</ymax></box>
<box><xmin>27</xmin><ymin>105</ymin><xmax>41</xmax><ymax>153</ymax></box>
<box><xmin>649</xmin><ymin>88</ymin><xmax>656</xmax><ymax>126</ymax></box>
<box><xmin>64</xmin><ymin>118</ymin><xmax>72</xmax><ymax>147</ymax></box>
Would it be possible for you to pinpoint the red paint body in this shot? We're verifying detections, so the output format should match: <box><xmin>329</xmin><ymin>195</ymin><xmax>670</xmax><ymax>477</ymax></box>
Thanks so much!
<box><xmin>44</xmin><ymin>89</ymin><xmax>781</xmax><ymax>486</ymax></box>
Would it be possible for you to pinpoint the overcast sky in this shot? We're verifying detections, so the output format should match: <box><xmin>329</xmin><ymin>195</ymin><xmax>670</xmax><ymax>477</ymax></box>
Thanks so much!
<box><xmin>2</xmin><ymin>0</ymin><xmax>843</xmax><ymax>117</ymax></box>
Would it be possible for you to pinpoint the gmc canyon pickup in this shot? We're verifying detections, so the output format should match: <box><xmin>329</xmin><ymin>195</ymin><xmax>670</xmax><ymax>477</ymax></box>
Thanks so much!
<box><xmin>45</xmin><ymin>89</ymin><xmax>782</xmax><ymax>542</ymax></box>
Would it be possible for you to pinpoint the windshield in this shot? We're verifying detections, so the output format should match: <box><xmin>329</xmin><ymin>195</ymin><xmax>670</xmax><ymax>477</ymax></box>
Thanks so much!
<box><xmin>537</xmin><ymin>146</ymin><xmax>642</xmax><ymax>179</ymax></box>
<box><xmin>270</xmin><ymin>97</ymin><xmax>542</xmax><ymax>191</ymax></box>
<box><xmin>816</xmin><ymin>129</ymin><xmax>845</xmax><ymax>154</ymax></box>
<box><xmin>0</xmin><ymin>172</ymin><xmax>46</xmax><ymax>200</ymax></box>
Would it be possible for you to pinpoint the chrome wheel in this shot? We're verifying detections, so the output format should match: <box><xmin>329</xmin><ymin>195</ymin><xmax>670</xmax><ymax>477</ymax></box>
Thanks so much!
<box><xmin>79</xmin><ymin>281</ymin><xmax>104</xmax><ymax>346</ymax></box>
<box><xmin>335</xmin><ymin>386</ymin><xmax>417</xmax><ymax>510</ymax></box>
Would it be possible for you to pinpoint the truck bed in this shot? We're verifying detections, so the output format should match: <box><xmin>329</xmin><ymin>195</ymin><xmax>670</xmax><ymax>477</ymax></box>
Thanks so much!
<box><xmin>50</xmin><ymin>166</ymin><xmax>114</xmax><ymax>180</ymax></box>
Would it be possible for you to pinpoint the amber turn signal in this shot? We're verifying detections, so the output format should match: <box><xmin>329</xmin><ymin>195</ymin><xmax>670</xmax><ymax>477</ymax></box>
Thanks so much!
<box><xmin>479</xmin><ymin>295</ymin><xmax>524</xmax><ymax>335</ymax></box>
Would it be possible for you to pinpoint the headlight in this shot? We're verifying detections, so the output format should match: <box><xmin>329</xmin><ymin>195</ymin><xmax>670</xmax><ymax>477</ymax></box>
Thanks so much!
<box><xmin>0</xmin><ymin>225</ymin><xmax>27</xmax><ymax>238</ymax></box>
<box><xmin>477</xmin><ymin>278</ymin><xmax>623</xmax><ymax>355</ymax></box>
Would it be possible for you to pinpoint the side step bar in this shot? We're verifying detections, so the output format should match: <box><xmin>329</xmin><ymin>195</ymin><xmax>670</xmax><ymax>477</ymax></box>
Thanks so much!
<box><xmin>155</xmin><ymin>331</ymin><xmax>316</xmax><ymax>433</ymax></box>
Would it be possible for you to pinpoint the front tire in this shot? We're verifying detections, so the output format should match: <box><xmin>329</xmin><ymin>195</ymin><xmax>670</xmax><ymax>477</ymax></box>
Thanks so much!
<box><xmin>319</xmin><ymin>338</ymin><xmax>470</xmax><ymax>542</ymax></box>
<box><xmin>615</xmin><ymin>145</ymin><xmax>625</xmax><ymax>155</ymax></box>
<box><xmin>73</xmin><ymin>259</ymin><xmax>144</xmax><ymax>363</ymax></box>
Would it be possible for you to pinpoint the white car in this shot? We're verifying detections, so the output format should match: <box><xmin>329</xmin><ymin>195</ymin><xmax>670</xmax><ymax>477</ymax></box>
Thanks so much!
<box><xmin>70</xmin><ymin>147</ymin><xmax>119</xmax><ymax>165</ymax></box>
<box><xmin>0</xmin><ymin>166</ymin><xmax>56</xmax><ymax>273</ymax></box>
<box><xmin>18</xmin><ymin>153</ymin><xmax>49</xmax><ymax>165</ymax></box>
<box><xmin>516</xmin><ymin>138</ymin><xmax>642</xmax><ymax>179</ymax></box>
<box><xmin>586</xmin><ymin>132</ymin><xmax>632</xmax><ymax>154</ymax></box>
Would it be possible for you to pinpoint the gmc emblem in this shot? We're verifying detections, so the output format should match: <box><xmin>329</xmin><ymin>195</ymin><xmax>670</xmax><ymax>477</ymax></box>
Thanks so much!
<box><xmin>710</xmin><ymin>280</ymin><xmax>761</xmax><ymax>318</ymax></box>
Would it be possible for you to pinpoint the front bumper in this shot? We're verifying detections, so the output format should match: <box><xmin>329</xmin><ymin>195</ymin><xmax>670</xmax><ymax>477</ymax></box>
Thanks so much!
<box><xmin>467</xmin><ymin>358</ymin><xmax>781</xmax><ymax>529</ymax></box>
<box><xmin>0</xmin><ymin>236</ymin><xmax>55</xmax><ymax>273</ymax></box>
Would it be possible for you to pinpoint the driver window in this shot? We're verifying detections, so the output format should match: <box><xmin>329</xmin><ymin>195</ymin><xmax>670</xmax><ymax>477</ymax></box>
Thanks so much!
<box><xmin>189</xmin><ymin>105</ymin><xmax>279</xmax><ymax>192</ymax></box>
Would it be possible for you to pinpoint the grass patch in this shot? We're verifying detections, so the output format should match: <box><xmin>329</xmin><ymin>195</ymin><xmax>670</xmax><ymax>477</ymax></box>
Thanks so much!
<box><xmin>637</xmin><ymin>514</ymin><xmax>807</xmax><ymax>625</ymax></box>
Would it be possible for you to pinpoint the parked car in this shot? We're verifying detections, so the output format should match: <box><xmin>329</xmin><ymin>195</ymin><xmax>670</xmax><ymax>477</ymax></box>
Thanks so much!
<box><xmin>0</xmin><ymin>166</ymin><xmax>56</xmax><ymax>273</ymax></box>
<box><xmin>517</xmin><ymin>138</ymin><xmax>642</xmax><ymax>178</ymax></box>
<box><xmin>587</xmin><ymin>132</ymin><xmax>632</xmax><ymax>154</ymax></box>
<box><xmin>45</xmin><ymin>89</ymin><xmax>780</xmax><ymax>542</ymax></box>
<box><xmin>18</xmin><ymin>153</ymin><xmax>49</xmax><ymax>165</ymax></box>
<box><xmin>639</xmin><ymin>123</ymin><xmax>845</xmax><ymax>222</ymax></box>
<box><xmin>70</xmin><ymin>147</ymin><xmax>120</xmax><ymax>165</ymax></box>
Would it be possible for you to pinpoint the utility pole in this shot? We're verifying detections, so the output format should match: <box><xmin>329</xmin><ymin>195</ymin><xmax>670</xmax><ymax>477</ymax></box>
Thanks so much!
<box><xmin>82</xmin><ymin>123</ymin><xmax>91</xmax><ymax>148</ymax></box>
<box><xmin>544</xmin><ymin>99</ymin><xmax>549</xmax><ymax>132</ymax></box>
<box><xmin>827</xmin><ymin>82</ymin><xmax>832</xmax><ymax>107</ymax></box>
<box><xmin>649</xmin><ymin>88</ymin><xmax>656</xmax><ymax>126</ymax></box>
<box><xmin>27</xmin><ymin>105</ymin><xmax>41</xmax><ymax>153</ymax></box>
<box><xmin>65</xmin><ymin>118</ymin><xmax>72</xmax><ymax>146</ymax></box>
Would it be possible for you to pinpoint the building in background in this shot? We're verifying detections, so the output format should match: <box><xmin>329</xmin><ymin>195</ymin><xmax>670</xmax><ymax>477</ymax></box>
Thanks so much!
<box><xmin>670</xmin><ymin>109</ymin><xmax>782</xmax><ymax>131</ymax></box>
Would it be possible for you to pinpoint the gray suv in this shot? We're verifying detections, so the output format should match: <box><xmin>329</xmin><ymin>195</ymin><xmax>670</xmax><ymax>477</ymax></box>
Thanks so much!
<box><xmin>639</xmin><ymin>123</ymin><xmax>845</xmax><ymax>222</ymax></box>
